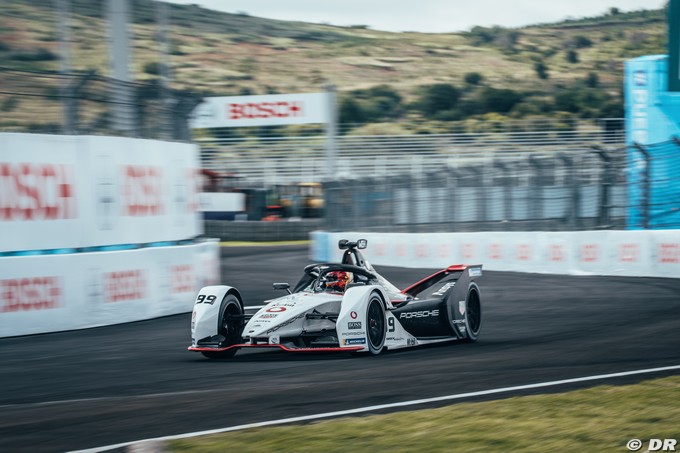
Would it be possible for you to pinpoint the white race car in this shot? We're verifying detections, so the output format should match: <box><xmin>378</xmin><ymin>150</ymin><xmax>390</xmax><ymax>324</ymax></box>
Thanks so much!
<box><xmin>189</xmin><ymin>239</ymin><xmax>482</xmax><ymax>358</ymax></box>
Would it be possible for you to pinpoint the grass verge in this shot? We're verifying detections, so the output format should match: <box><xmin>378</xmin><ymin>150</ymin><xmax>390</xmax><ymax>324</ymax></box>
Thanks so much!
<box><xmin>168</xmin><ymin>375</ymin><xmax>680</xmax><ymax>453</ymax></box>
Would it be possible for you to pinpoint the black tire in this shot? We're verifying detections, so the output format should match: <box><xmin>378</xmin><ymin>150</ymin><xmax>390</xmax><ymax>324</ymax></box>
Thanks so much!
<box><xmin>201</xmin><ymin>294</ymin><xmax>242</xmax><ymax>359</ymax></box>
<box><xmin>463</xmin><ymin>284</ymin><xmax>482</xmax><ymax>342</ymax></box>
<box><xmin>366</xmin><ymin>292</ymin><xmax>386</xmax><ymax>355</ymax></box>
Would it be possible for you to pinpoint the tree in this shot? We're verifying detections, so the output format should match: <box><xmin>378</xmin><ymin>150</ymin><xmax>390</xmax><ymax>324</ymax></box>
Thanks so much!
<box><xmin>464</xmin><ymin>72</ymin><xmax>484</xmax><ymax>85</ymax></box>
<box><xmin>339</xmin><ymin>97</ymin><xmax>366</xmax><ymax>124</ymax></box>
<box><xmin>534</xmin><ymin>61</ymin><xmax>549</xmax><ymax>79</ymax></box>
<box><xmin>566</xmin><ymin>49</ymin><xmax>579</xmax><ymax>64</ymax></box>
<box><xmin>477</xmin><ymin>87</ymin><xmax>523</xmax><ymax>114</ymax></box>
<box><xmin>416</xmin><ymin>84</ymin><xmax>461</xmax><ymax>118</ymax></box>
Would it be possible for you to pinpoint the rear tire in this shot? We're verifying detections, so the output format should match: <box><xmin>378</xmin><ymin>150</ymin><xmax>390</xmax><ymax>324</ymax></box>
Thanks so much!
<box><xmin>202</xmin><ymin>294</ymin><xmax>242</xmax><ymax>359</ymax></box>
<box><xmin>366</xmin><ymin>292</ymin><xmax>386</xmax><ymax>355</ymax></box>
<box><xmin>463</xmin><ymin>284</ymin><xmax>482</xmax><ymax>342</ymax></box>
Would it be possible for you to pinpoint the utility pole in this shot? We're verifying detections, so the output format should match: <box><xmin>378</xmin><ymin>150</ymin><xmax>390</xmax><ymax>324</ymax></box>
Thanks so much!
<box><xmin>55</xmin><ymin>0</ymin><xmax>73</xmax><ymax>133</ymax></box>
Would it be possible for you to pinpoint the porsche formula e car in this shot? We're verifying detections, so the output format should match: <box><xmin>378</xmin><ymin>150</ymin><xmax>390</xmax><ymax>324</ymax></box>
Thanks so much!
<box><xmin>189</xmin><ymin>239</ymin><xmax>482</xmax><ymax>358</ymax></box>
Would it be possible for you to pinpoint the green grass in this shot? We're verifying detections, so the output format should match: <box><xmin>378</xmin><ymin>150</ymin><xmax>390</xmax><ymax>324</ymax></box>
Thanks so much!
<box><xmin>168</xmin><ymin>375</ymin><xmax>680</xmax><ymax>453</ymax></box>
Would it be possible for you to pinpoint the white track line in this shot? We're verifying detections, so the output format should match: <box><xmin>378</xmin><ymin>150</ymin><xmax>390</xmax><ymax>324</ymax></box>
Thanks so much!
<box><xmin>69</xmin><ymin>364</ymin><xmax>680</xmax><ymax>453</ymax></box>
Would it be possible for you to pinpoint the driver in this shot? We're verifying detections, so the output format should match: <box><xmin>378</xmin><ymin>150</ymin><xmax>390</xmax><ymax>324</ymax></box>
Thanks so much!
<box><xmin>325</xmin><ymin>270</ymin><xmax>351</xmax><ymax>293</ymax></box>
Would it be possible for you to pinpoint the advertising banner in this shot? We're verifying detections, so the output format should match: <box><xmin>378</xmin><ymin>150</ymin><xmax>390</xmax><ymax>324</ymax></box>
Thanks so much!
<box><xmin>190</xmin><ymin>92</ymin><xmax>330</xmax><ymax>129</ymax></box>
<box><xmin>0</xmin><ymin>133</ymin><xmax>202</xmax><ymax>253</ymax></box>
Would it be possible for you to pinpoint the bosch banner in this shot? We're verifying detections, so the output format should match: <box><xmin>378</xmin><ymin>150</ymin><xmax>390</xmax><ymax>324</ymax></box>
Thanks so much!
<box><xmin>189</xmin><ymin>92</ymin><xmax>330</xmax><ymax>128</ymax></box>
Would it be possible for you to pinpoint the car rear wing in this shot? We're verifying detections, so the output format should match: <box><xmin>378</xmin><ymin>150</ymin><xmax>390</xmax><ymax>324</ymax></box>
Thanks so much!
<box><xmin>401</xmin><ymin>264</ymin><xmax>482</xmax><ymax>298</ymax></box>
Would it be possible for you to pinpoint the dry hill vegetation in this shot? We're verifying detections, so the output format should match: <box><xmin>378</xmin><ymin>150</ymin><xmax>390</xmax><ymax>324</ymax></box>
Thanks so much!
<box><xmin>0</xmin><ymin>0</ymin><xmax>667</xmax><ymax>132</ymax></box>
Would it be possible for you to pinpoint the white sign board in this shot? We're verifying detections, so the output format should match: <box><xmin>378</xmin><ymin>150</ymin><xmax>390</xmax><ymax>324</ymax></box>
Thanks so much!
<box><xmin>190</xmin><ymin>92</ymin><xmax>330</xmax><ymax>128</ymax></box>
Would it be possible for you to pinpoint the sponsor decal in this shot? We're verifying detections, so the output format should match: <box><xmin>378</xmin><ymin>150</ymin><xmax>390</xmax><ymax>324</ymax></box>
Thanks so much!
<box><xmin>191</xmin><ymin>311</ymin><xmax>196</xmax><ymax>330</ymax></box>
<box><xmin>229</xmin><ymin>101</ymin><xmax>303</xmax><ymax>120</ymax></box>
<box><xmin>488</xmin><ymin>243</ymin><xmax>502</xmax><ymax>260</ymax></box>
<box><xmin>265</xmin><ymin>313</ymin><xmax>305</xmax><ymax>334</ymax></box>
<box><xmin>104</xmin><ymin>270</ymin><xmax>146</xmax><ymax>302</ymax></box>
<box><xmin>468</xmin><ymin>267</ymin><xmax>482</xmax><ymax>277</ymax></box>
<box><xmin>343</xmin><ymin>338</ymin><xmax>366</xmax><ymax>345</ymax></box>
<box><xmin>407</xmin><ymin>338</ymin><xmax>417</xmax><ymax>346</ymax></box>
<box><xmin>1</xmin><ymin>276</ymin><xmax>62</xmax><ymax>312</ymax></box>
<box><xmin>459</xmin><ymin>300</ymin><xmax>466</xmax><ymax>315</ymax></box>
<box><xmin>516</xmin><ymin>244</ymin><xmax>532</xmax><ymax>261</ymax></box>
<box><xmin>170</xmin><ymin>264</ymin><xmax>194</xmax><ymax>294</ymax></box>
<box><xmin>386</xmin><ymin>336</ymin><xmax>405</xmax><ymax>342</ymax></box>
<box><xmin>348</xmin><ymin>321</ymin><xmax>362</xmax><ymax>329</ymax></box>
<box><xmin>416</xmin><ymin>243</ymin><xmax>428</xmax><ymax>258</ymax></box>
<box><xmin>266</xmin><ymin>306</ymin><xmax>287</xmax><ymax>313</ymax></box>
<box><xmin>580</xmin><ymin>244</ymin><xmax>600</xmax><ymax>262</ymax></box>
<box><xmin>259</xmin><ymin>313</ymin><xmax>278</xmax><ymax>319</ymax></box>
<box><xmin>452</xmin><ymin>319</ymin><xmax>466</xmax><ymax>324</ymax></box>
<box><xmin>619</xmin><ymin>243</ymin><xmax>640</xmax><ymax>263</ymax></box>
<box><xmin>121</xmin><ymin>165</ymin><xmax>163</xmax><ymax>216</ymax></box>
<box><xmin>268</xmin><ymin>335</ymin><xmax>280</xmax><ymax>344</ymax></box>
<box><xmin>399</xmin><ymin>309</ymin><xmax>439</xmax><ymax>319</ymax></box>
<box><xmin>0</xmin><ymin>162</ymin><xmax>77</xmax><ymax>221</ymax></box>
<box><xmin>658</xmin><ymin>243</ymin><xmax>680</xmax><ymax>263</ymax></box>
<box><xmin>342</xmin><ymin>331</ymin><xmax>366</xmax><ymax>337</ymax></box>
<box><xmin>438</xmin><ymin>243</ymin><xmax>450</xmax><ymax>258</ymax></box>
<box><xmin>462</xmin><ymin>243</ymin><xmax>475</xmax><ymax>260</ymax></box>
<box><xmin>548</xmin><ymin>244</ymin><xmax>565</xmax><ymax>262</ymax></box>
<box><xmin>633</xmin><ymin>70</ymin><xmax>647</xmax><ymax>86</ymax></box>
<box><xmin>433</xmin><ymin>281</ymin><xmax>456</xmax><ymax>296</ymax></box>
<box><xmin>350</xmin><ymin>311</ymin><xmax>358</xmax><ymax>319</ymax></box>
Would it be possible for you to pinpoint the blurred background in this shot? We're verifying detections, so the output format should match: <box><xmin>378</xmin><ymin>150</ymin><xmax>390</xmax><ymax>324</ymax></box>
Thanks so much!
<box><xmin>0</xmin><ymin>0</ymin><xmax>677</xmax><ymax>239</ymax></box>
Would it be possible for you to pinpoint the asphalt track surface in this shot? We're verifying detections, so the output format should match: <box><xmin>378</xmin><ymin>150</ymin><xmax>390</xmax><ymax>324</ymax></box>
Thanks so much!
<box><xmin>1</xmin><ymin>244</ymin><xmax>680</xmax><ymax>452</ymax></box>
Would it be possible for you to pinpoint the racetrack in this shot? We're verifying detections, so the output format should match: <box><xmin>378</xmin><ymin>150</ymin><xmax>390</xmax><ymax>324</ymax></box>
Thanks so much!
<box><xmin>1</xmin><ymin>244</ymin><xmax>679</xmax><ymax>453</ymax></box>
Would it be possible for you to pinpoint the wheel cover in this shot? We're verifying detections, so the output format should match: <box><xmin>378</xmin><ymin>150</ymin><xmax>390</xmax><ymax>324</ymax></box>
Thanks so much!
<box><xmin>367</xmin><ymin>298</ymin><xmax>384</xmax><ymax>348</ymax></box>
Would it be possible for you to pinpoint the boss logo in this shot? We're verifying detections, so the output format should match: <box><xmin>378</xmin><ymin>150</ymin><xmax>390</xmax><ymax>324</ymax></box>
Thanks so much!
<box><xmin>348</xmin><ymin>321</ymin><xmax>362</xmax><ymax>329</ymax></box>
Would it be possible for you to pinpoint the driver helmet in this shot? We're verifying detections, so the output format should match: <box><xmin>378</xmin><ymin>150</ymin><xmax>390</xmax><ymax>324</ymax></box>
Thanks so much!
<box><xmin>326</xmin><ymin>270</ymin><xmax>351</xmax><ymax>292</ymax></box>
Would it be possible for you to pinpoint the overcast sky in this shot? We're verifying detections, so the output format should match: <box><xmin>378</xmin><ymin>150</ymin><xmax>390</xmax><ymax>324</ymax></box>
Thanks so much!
<box><xmin>163</xmin><ymin>0</ymin><xmax>667</xmax><ymax>33</ymax></box>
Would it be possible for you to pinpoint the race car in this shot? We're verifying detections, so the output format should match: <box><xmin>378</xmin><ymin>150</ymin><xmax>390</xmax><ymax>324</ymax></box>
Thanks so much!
<box><xmin>189</xmin><ymin>239</ymin><xmax>482</xmax><ymax>358</ymax></box>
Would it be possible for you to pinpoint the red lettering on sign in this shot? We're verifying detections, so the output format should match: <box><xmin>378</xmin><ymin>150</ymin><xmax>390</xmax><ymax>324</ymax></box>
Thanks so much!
<box><xmin>375</xmin><ymin>243</ymin><xmax>386</xmax><ymax>257</ymax></box>
<box><xmin>1</xmin><ymin>277</ymin><xmax>62</xmax><ymax>312</ymax></box>
<box><xmin>516</xmin><ymin>244</ymin><xmax>532</xmax><ymax>261</ymax></box>
<box><xmin>548</xmin><ymin>244</ymin><xmax>565</xmax><ymax>262</ymax></box>
<box><xmin>396</xmin><ymin>243</ymin><xmax>406</xmax><ymax>257</ymax></box>
<box><xmin>228</xmin><ymin>101</ymin><xmax>304</xmax><ymax>120</ymax></box>
<box><xmin>658</xmin><ymin>243</ymin><xmax>680</xmax><ymax>263</ymax></box>
<box><xmin>0</xmin><ymin>163</ymin><xmax>76</xmax><ymax>221</ymax></box>
<box><xmin>488</xmin><ymin>243</ymin><xmax>502</xmax><ymax>260</ymax></box>
<box><xmin>104</xmin><ymin>270</ymin><xmax>146</xmax><ymax>302</ymax></box>
<box><xmin>170</xmin><ymin>264</ymin><xmax>195</xmax><ymax>294</ymax></box>
<box><xmin>462</xmin><ymin>243</ymin><xmax>475</xmax><ymax>260</ymax></box>
<box><xmin>580</xmin><ymin>244</ymin><xmax>600</xmax><ymax>262</ymax></box>
<box><xmin>438</xmin><ymin>243</ymin><xmax>450</xmax><ymax>258</ymax></box>
<box><xmin>618</xmin><ymin>243</ymin><xmax>640</xmax><ymax>263</ymax></box>
<box><xmin>122</xmin><ymin>166</ymin><xmax>163</xmax><ymax>216</ymax></box>
<box><xmin>416</xmin><ymin>244</ymin><xmax>428</xmax><ymax>258</ymax></box>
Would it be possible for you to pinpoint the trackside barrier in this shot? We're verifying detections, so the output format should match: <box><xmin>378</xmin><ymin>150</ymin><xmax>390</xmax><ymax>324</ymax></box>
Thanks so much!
<box><xmin>0</xmin><ymin>240</ymin><xmax>219</xmax><ymax>338</ymax></box>
<box><xmin>311</xmin><ymin>231</ymin><xmax>680</xmax><ymax>278</ymax></box>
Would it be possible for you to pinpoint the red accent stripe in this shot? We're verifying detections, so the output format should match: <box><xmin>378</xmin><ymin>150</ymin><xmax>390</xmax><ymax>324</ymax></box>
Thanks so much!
<box><xmin>188</xmin><ymin>344</ymin><xmax>364</xmax><ymax>353</ymax></box>
<box><xmin>401</xmin><ymin>264</ymin><xmax>467</xmax><ymax>296</ymax></box>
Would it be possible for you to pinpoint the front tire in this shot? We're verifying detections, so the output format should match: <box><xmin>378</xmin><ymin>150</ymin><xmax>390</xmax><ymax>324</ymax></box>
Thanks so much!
<box><xmin>201</xmin><ymin>294</ymin><xmax>243</xmax><ymax>359</ymax></box>
<box><xmin>366</xmin><ymin>292</ymin><xmax>386</xmax><ymax>355</ymax></box>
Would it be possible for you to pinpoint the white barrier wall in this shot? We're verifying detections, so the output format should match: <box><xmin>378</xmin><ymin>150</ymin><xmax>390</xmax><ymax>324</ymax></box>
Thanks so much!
<box><xmin>0</xmin><ymin>133</ymin><xmax>202</xmax><ymax>252</ymax></box>
<box><xmin>0</xmin><ymin>240</ymin><xmax>219</xmax><ymax>337</ymax></box>
<box><xmin>0</xmin><ymin>133</ymin><xmax>219</xmax><ymax>338</ymax></box>
<box><xmin>311</xmin><ymin>230</ymin><xmax>680</xmax><ymax>278</ymax></box>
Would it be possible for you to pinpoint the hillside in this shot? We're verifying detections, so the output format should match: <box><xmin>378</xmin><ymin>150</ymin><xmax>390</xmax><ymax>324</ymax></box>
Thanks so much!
<box><xmin>0</xmin><ymin>0</ymin><xmax>667</xmax><ymax>131</ymax></box>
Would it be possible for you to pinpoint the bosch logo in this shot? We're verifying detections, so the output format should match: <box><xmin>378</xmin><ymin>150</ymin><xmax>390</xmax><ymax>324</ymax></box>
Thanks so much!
<box><xmin>1</xmin><ymin>277</ymin><xmax>62</xmax><ymax>312</ymax></box>
<box><xmin>350</xmin><ymin>311</ymin><xmax>358</xmax><ymax>319</ymax></box>
<box><xmin>122</xmin><ymin>165</ymin><xmax>163</xmax><ymax>216</ymax></box>
<box><xmin>0</xmin><ymin>163</ymin><xmax>76</xmax><ymax>221</ymax></box>
<box><xmin>399</xmin><ymin>309</ymin><xmax>439</xmax><ymax>319</ymax></box>
<box><xmin>658</xmin><ymin>243</ymin><xmax>680</xmax><ymax>263</ymax></box>
<box><xmin>228</xmin><ymin>101</ymin><xmax>303</xmax><ymax>120</ymax></box>
<box><xmin>267</xmin><ymin>306</ymin><xmax>287</xmax><ymax>313</ymax></box>
<box><xmin>104</xmin><ymin>270</ymin><xmax>146</xmax><ymax>303</ymax></box>
<box><xmin>170</xmin><ymin>264</ymin><xmax>194</xmax><ymax>294</ymax></box>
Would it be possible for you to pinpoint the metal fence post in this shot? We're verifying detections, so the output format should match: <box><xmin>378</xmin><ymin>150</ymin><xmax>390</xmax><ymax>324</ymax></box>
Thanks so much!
<box><xmin>591</xmin><ymin>146</ymin><xmax>613</xmax><ymax>229</ymax></box>
<box><xmin>633</xmin><ymin>143</ymin><xmax>651</xmax><ymax>229</ymax></box>
<box><xmin>493</xmin><ymin>159</ymin><xmax>512</xmax><ymax>228</ymax></box>
<box><xmin>558</xmin><ymin>154</ymin><xmax>579</xmax><ymax>230</ymax></box>
<box><xmin>528</xmin><ymin>156</ymin><xmax>545</xmax><ymax>230</ymax></box>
